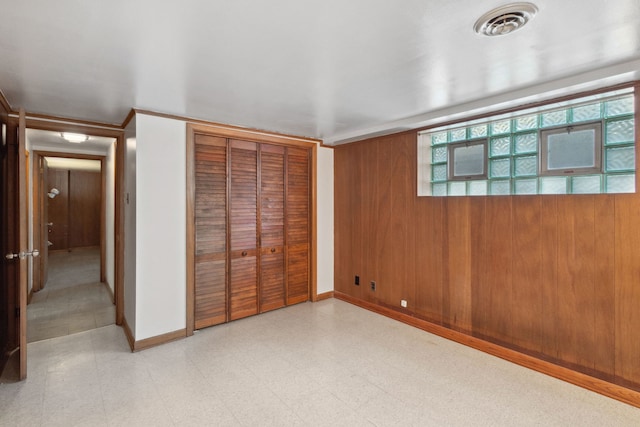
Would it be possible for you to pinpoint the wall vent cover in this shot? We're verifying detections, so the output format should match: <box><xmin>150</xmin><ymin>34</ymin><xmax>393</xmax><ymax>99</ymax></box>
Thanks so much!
<box><xmin>474</xmin><ymin>3</ymin><xmax>538</xmax><ymax>36</ymax></box>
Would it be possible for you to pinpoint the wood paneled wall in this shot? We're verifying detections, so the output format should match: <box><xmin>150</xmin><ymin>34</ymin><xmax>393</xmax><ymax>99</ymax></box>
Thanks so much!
<box><xmin>48</xmin><ymin>168</ymin><xmax>101</xmax><ymax>250</ymax></box>
<box><xmin>334</xmin><ymin>127</ymin><xmax>640</xmax><ymax>392</ymax></box>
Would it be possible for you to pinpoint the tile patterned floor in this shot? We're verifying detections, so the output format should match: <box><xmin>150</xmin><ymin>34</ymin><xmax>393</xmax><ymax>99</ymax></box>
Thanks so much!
<box><xmin>2</xmin><ymin>299</ymin><xmax>640</xmax><ymax>426</ymax></box>
<box><xmin>27</xmin><ymin>248</ymin><xmax>115</xmax><ymax>342</ymax></box>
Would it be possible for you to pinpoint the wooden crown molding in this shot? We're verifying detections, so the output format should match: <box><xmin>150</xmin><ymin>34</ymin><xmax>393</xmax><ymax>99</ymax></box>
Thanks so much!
<box><xmin>138</xmin><ymin>108</ymin><xmax>321</xmax><ymax>146</ymax></box>
<box><xmin>0</xmin><ymin>88</ymin><xmax>12</xmax><ymax>115</ymax></box>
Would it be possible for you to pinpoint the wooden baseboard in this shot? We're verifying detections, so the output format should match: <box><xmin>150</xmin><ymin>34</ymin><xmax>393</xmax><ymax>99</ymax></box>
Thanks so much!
<box><xmin>315</xmin><ymin>291</ymin><xmax>334</xmax><ymax>301</ymax></box>
<box><xmin>132</xmin><ymin>329</ymin><xmax>187</xmax><ymax>352</ymax></box>
<box><xmin>103</xmin><ymin>281</ymin><xmax>114</xmax><ymax>304</ymax></box>
<box><xmin>334</xmin><ymin>291</ymin><xmax>640</xmax><ymax>409</ymax></box>
<box><xmin>121</xmin><ymin>317</ymin><xmax>135</xmax><ymax>352</ymax></box>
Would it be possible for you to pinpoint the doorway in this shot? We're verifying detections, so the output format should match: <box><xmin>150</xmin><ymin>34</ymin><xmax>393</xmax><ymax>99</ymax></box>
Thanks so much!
<box><xmin>28</xmin><ymin>129</ymin><xmax>117</xmax><ymax>342</ymax></box>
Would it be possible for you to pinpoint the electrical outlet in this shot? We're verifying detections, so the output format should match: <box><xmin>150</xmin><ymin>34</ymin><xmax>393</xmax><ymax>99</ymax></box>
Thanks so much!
<box><xmin>401</xmin><ymin>299</ymin><xmax>407</xmax><ymax>308</ymax></box>
<box><xmin>370</xmin><ymin>281</ymin><xmax>376</xmax><ymax>291</ymax></box>
<box><xmin>355</xmin><ymin>275</ymin><xmax>360</xmax><ymax>286</ymax></box>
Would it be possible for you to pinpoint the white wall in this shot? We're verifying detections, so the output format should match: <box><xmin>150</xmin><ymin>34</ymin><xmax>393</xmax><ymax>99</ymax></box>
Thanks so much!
<box><xmin>123</xmin><ymin>119</ymin><xmax>137</xmax><ymax>335</ymax></box>
<box><xmin>134</xmin><ymin>114</ymin><xmax>186</xmax><ymax>340</ymax></box>
<box><xmin>317</xmin><ymin>147</ymin><xmax>334</xmax><ymax>294</ymax></box>
<box><xmin>127</xmin><ymin>113</ymin><xmax>334</xmax><ymax>342</ymax></box>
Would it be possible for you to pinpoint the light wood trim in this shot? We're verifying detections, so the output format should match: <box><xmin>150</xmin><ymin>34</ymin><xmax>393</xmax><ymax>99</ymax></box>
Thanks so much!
<box><xmin>100</xmin><ymin>158</ymin><xmax>106</xmax><ymax>283</ymax></box>
<box><xmin>335</xmin><ymin>291</ymin><xmax>640</xmax><ymax>408</ymax></box>
<box><xmin>114</xmin><ymin>135</ymin><xmax>124</xmax><ymax>326</ymax></box>
<box><xmin>33</xmin><ymin>151</ymin><xmax>105</xmax><ymax>161</ymax></box>
<box><xmin>18</xmin><ymin>113</ymin><xmax>122</xmax><ymax>131</ymax></box>
<box><xmin>18</xmin><ymin>109</ymin><xmax>27</xmax><ymax>380</ymax></box>
<box><xmin>121</xmin><ymin>317</ymin><xmax>135</xmax><ymax>352</ymax></box>
<box><xmin>172</xmin><ymin>118</ymin><xmax>319</xmax><ymax>148</ymax></box>
<box><xmin>0</xmin><ymin>89</ymin><xmax>11</xmax><ymax>115</ymax></box>
<box><xmin>185</xmin><ymin>124</ymin><xmax>195</xmax><ymax>336</ymax></box>
<box><xmin>316</xmin><ymin>291</ymin><xmax>334</xmax><ymax>301</ymax></box>
<box><xmin>121</xmin><ymin>108</ymin><xmax>136</xmax><ymax>129</ymax></box>
<box><xmin>132</xmin><ymin>329</ymin><xmax>186</xmax><ymax>352</ymax></box>
<box><xmin>310</xmin><ymin>144</ymin><xmax>318</xmax><ymax>301</ymax></box>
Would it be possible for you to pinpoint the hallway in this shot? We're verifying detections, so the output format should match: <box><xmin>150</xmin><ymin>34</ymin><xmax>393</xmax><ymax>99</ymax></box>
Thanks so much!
<box><xmin>27</xmin><ymin>248</ymin><xmax>115</xmax><ymax>342</ymax></box>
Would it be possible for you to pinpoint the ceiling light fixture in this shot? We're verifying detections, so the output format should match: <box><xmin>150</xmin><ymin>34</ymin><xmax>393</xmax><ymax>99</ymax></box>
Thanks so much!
<box><xmin>474</xmin><ymin>2</ymin><xmax>538</xmax><ymax>36</ymax></box>
<box><xmin>61</xmin><ymin>132</ymin><xmax>89</xmax><ymax>143</ymax></box>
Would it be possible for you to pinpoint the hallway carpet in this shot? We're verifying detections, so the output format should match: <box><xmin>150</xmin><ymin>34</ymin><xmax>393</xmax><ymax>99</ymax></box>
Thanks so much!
<box><xmin>2</xmin><ymin>299</ymin><xmax>639</xmax><ymax>426</ymax></box>
<box><xmin>27</xmin><ymin>248</ymin><xmax>115</xmax><ymax>343</ymax></box>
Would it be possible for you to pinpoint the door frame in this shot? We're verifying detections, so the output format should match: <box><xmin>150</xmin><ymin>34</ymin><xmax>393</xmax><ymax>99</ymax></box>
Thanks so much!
<box><xmin>185</xmin><ymin>122</ymin><xmax>319</xmax><ymax>336</ymax></box>
<box><xmin>23</xmin><ymin>118</ymin><xmax>125</xmax><ymax>327</ymax></box>
<box><xmin>32</xmin><ymin>151</ymin><xmax>107</xmax><ymax>289</ymax></box>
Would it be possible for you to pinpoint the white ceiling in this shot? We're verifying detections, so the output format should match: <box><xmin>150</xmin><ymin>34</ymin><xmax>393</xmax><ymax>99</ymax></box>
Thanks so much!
<box><xmin>26</xmin><ymin>128</ymin><xmax>115</xmax><ymax>155</ymax></box>
<box><xmin>1</xmin><ymin>1</ymin><xmax>639</xmax><ymax>145</ymax></box>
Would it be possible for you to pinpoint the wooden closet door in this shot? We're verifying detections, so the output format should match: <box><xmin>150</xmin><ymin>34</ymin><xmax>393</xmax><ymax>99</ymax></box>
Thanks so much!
<box><xmin>259</xmin><ymin>144</ymin><xmax>286</xmax><ymax>312</ymax></box>
<box><xmin>229</xmin><ymin>140</ymin><xmax>259</xmax><ymax>320</ymax></box>
<box><xmin>194</xmin><ymin>134</ymin><xmax>228</xmax><ymax>329</ymax></box>
<box><xmin>286</xmin><ymin>147</ymin><xmax>310</xmax><ymax>305</ymax></box>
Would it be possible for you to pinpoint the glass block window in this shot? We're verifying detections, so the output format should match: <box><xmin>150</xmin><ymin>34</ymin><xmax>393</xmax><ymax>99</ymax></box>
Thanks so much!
<box><xmin>417</xmin><ymin>88</ymin><xmax>635</xmax><ymax>197</ymax></box>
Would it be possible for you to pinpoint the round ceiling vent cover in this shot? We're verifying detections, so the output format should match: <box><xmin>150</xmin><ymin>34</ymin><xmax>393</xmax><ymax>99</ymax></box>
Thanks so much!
<box><xmin>474</xmin><ymin>3</ymin><xmax>538</xmax><ymax>36</ymax></box>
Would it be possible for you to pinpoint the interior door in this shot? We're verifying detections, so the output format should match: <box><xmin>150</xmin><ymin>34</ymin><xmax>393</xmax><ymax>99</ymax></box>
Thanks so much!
<box><xmin>40</xmin><ymin>157</ymin><xmax>49</xmax><ymax>289</ymax></box>
<box><xmin>259</xmin><ymin>144</ymin><xmax>286</xmax><ymax>312</ymax></box>
<box><xmin>229</xmin><ymin>139</ymin><xmax>258</xmax><ymax>321</ymax></box>
<box><xmin>193</xmin><ymin>134</ymin><xmax>228</xmax><ymax>329</ymax></box>
<box><xmin>1</xmin><ymin>110</ymin><xmax>28</xmax><ymax>379</ymax></box>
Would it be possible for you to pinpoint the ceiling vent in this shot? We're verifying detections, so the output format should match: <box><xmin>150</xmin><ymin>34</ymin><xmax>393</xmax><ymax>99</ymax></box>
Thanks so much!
<box><xmin>474</xmin><ymin>3</ymin><xmax>538</xmax><ymax>36</ymax></box>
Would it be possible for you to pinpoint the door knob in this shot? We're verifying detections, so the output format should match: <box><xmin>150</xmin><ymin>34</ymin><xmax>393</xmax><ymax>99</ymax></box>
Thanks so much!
<box><xmin>241</xmin><ymin>251</ymin><xmax>247</xmax><ymax>256</ymax></box>
<box><xmin>47</xmin><ymin>222</ymin><xmax>53</xmax><ymax>226</ymax></box>
<box><xmin>271</xmin><ymin>248</ymin><xmax>276</xmax><ymax>253</ymax></box>
<box><xmin>5</xmin><ymin>250</ymin><xmax>40</xmax><ymax>260</ymax></box>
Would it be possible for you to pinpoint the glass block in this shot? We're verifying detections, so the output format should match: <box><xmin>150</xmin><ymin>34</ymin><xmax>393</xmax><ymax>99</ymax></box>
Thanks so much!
<box><xmin>515</xmin><ymin>178</ymin><xmax>537</xmax><ymax>195</ymax></box>
<box><xmin>490</xmin><ymin>137</ymin><xmax>511</xmax><ymax>157</ymax></box>
<box><xmin>606</xmin><ymin>118</ymin><xmax>635</xmax><ymax>145</ymax></box>
<box><xmin>450</xmin><ymin>128</ymin><xmax>466</xmax><ymax>142</ymax></box>
<box><xmin>571</xmin><ymin>175</ymin><xmax>601</xmax><ymax>194</ymax></box>
<box><xmin>448</xmin><ymin>181</ymin><xmax>466</xmax><ymax>196</ymax></box>
<box><xmin>606</xmin><ymin>146</ymin><xmax>635</xmax><ymax>172</ymax></box>
<box><xmin>432</xmin><ymin>183</ymin><xmax>447</xmax><ymax>196</ymax></box>
<box><xmin>490</xmin><ymin>158</ymin><xmax>511</xmax><ymax>178</ymax></box>
<box><xmin>540</xmin><ymin>176</ymin><xmax>567</xmax><ymax>194</ymax></box>
<box><xmin>571</xmin><ymin>103</ymin><xmax>601</xmax><ymax>122</ymax></box>
<box><xmin>491</xmin><ymin>120</ymin><xmax>511</xmax><ymax>135</ymax></box>
<box><xmin>469</xmin><ymin>180</ymin><xmax>488</xmax><ymax>196</ymax></box>
<box><xmin>432</xmin><ymin>164</ymin><xmax>447</xmax><ymax>182</ymax></box>
<box><xmin>606</xmin><ymin>174</ymin><xmax>635</xmax><ymax>194</ymax></box>
<box><xmin>541</xmin><ymin>110</ymin><xmax>568</xmax><ymax>127</ymax></box>
<box><xmin>605</xmin><ymin>96</ymin><xmax>634</xmax><ymax>118</ymax></box>
<box><xmin>490</xmin><ymin>180</ymin><xmax>511</xmax><ymax>195</ymax></box>
<box><xmin>514</xmin><ymin>155</ymin><xmax>537</xmax><ymax>176</ymax></box>
<box><xmin>470</xmin><ymin>125</ymin><xmax>488</xmax><ymax>139</ymax></box>
<box><xmin>431</xmin><ymin>132</ymin><xmax>448</xmax><ymax>145</ymax></box>
<box><xmin>515</xmin><ymin>115</ymin><xmax>538</xmax><ymax>131</ymax></box>
<box><xmin>514</xmin><ymin>132</ymin><xmax>538</xmax><ymax>154</ymax></box>
<box><xmin>432</xmin><ymin>146</ymin><xmax>447</xmax><ymax>163</ymax></box>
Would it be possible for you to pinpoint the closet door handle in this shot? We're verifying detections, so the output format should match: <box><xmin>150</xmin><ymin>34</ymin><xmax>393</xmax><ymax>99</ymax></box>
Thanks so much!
<box><xmin>242</xmin><ymin>251</ymin><xmax>247</xmax><ymax>257</ymax></box>
<box><xmin>271</xmin><ymin>248</ymin><xmax>276</xmax><ymax>253</ymax></box>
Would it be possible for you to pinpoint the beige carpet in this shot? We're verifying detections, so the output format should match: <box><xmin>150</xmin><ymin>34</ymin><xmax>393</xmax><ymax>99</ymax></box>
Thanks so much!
<box><xmin>27</xmin><ymin>247</ymin><xmax>115</xmax><ymax>343</ymax></box>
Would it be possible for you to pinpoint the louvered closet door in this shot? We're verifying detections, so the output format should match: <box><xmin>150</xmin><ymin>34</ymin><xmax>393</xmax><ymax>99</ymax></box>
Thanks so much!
<box><xmin>229</xmin><ymin>140</ymin><xmax>259</xmax><ymax>321</ymax></box>
<box><xmin>194</xmin><ymin>134</ymin><xmax>228</xmax><ymax>329</ymax></box>
<box><xmin>286</xmin><ymin>147</ymin><xmax>310</xmax><ymax>305</ymax></box>
<box><xmin>259</xmin><ymin>144</ymin><xmax>286</xmax><ymax>312</ymax></box>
